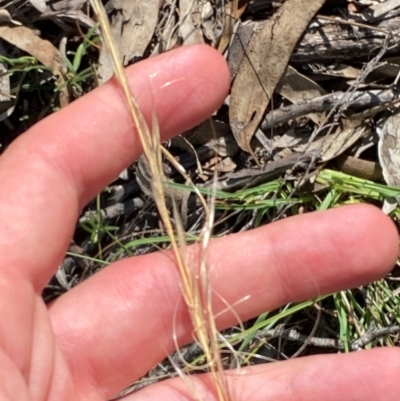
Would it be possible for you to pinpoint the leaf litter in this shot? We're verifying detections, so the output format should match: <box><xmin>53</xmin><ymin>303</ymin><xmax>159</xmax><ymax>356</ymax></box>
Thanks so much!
<box><xmin>2</xmin><ymin>0</ymin><xmax>400</xmax><ymax>397</ymax></box>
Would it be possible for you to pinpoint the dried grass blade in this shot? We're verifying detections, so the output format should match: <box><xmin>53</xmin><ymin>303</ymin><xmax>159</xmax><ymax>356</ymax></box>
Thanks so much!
<box><xmin>90</xmin><ymin>2</ymin><xmax>231</xmax><ymax>400</ymax></box>
<box><xmin>88</xmin><ymin>0</ymin><xmax>186</xmax><ymax>283</ymax></box>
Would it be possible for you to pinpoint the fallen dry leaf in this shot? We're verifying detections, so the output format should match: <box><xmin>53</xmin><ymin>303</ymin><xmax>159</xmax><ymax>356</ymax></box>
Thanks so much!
<box><xmin>44</xmin><ymin>0</ymin><xmax>87</xmax><ymax>12</ymax></box>
<box><xmin>378</xmin><ymin>112</ymin><xmax>400</xmax><ymax>188</ymax></box>
<box><xmin>295</xmin><ymin>119</ymin><xmax>368</xmax><ymax>162</ymax></box>
<box><xmin>179</xmin><ymin>0</ymin><xmax>205</xmax><ymax>45</ymax></box>
<box><xmin>276</xmin><ymin>66</ymin><xmax>327</xmax><ymax>125</ymax></box>
<box><xmin>0</xmin><ymin>41</ymin><xmax>14</xmax><ymax>121</ymax></box>
<box><xmin>377</xmin><ymin>111</ymin><xmax>400</xmax><ymax>213</ymax></box>
<box><xmin>0</xmin><ymin>24</ymin><xmax>69</xmax><ymax>107</ymax></box>
<box><xmin>229</xmin><ymin>0</ymin><xmax>327</xmax><ymax>155</ymax></box>
<box><xmin>0</xmin><ymin>9</ymin><xmax>22</xmax><ymax>26</ymax></box>
<box><xmin>217</xmin><ymin>0</ymin><xmax>246</xmax><ymax>53</ymax></box>
<box><xmin>98</xmin><ymin>0</ymin><xmax>160</xmax><ymax>82</ymax></box>
<box><xmin>28</xmin><ymin>0</ymin><xmax>47</xmax><ymax>13</ymax></box>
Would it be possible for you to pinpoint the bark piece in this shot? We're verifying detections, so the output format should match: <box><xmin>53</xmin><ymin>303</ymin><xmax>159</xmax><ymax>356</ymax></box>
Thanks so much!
<box><xmin>230</xmin><ymin>15</ymin><xmax>400</xmax><ymax>66</ymax></box>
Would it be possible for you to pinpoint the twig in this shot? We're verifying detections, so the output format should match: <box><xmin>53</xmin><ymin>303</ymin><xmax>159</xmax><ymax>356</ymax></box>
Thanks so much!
<box><xmin>258</xmin><ymin>324</ymin><xmax>400</xmax><ymax>351</ymax></box>
<box><xmin>261</xmin><ymin>89</ymin><xmax>400</xmax><ymax>130</ymax></box>
<box><xmin>351</xmin><ymin>325</ymin><xmax>400</xmax><ymax>350</ymax></box>
<box><xmin>317</xmin><ymin>15</ymin><xmax>391</xmax><ymax>37</ymax></box>
<box><xmin>79</xmin><ymin>198</ymin><xmax>144</xmax><ymax>223</ymax></box>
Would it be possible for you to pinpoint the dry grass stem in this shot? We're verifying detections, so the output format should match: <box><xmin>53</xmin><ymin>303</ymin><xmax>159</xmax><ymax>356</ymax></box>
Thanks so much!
<box><xmin>89</xmin><ymin>1</ymin><xmax>232</xmax><ymax>400</ymax></box>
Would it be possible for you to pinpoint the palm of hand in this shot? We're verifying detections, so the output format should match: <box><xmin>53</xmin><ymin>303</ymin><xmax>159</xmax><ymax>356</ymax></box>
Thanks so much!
<box><xmin>1</xmin><ymin>46</ymin><xmax>399</xmax><ymax>401</ymax></box>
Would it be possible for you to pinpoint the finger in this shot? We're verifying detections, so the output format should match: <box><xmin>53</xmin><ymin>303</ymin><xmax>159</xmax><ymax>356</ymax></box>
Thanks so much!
<box><xmin>124</xmin><ymin>348</ymin><xmax>400</xmax><ymax>401</ymax></box>
<box><xmin>49</xmin><ymin>205</ymin><xmax>399</xmax><ymax>398</ymax></box>
<box><xmin>0</xmin><ymin>45</ymin><xmax>230</xmax><ymax>289</ymax></box>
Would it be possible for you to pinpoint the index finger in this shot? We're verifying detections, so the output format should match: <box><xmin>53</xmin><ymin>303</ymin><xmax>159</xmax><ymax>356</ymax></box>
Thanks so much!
<box><xmin>0</xmin><ymin>45</ymin><xmax>230</xmax><ymax>289</ymax></box>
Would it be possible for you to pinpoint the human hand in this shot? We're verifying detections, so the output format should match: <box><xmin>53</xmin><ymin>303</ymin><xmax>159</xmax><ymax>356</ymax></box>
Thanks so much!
<box><xmin>0</xmin><ymin>45</ymin><xmax>399</xmax><ymax>401</ymax></box>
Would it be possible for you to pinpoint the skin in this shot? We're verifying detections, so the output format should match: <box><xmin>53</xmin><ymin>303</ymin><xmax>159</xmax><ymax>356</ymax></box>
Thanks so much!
<box><xmin>0</xmin><ymin>44</ymin><xmax>399</xmax><ymax>401</ymax></box>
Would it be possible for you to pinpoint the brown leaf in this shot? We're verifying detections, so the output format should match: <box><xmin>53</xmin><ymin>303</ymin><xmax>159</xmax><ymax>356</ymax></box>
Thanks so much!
<box><xmin>276</xmin><ymin>66</ymin><xmax>327</xmax><ymax>125</ymax></box>
<box><xmin>217</xmin><ymin>0</ymin><xmax>245</xmax><ymax>53</ymax></box>
<box><xmin>0</xmin><ymin>24</ymin><xmax>69</xmax><ymax>107</ymax></box>
<box><xmin>99</xmin><ymin>0</ymin><xmax>160</xmax><ymax>82</ymax></box>
<box><xmin>295</xmin><ymin>119</ymin><xmax>368</xmax><ymax>162</ymax></box>
<box><xmin>28</xmin><ymin>0</ymin><xmax>47</xmax><ymax>13</ymax></box>
<box><xmin>0</xmin><ymin>42</ymin><xmax>15</xmax><ymax>121</ymax></box>
<box><xmin>377</xmin><ymin>111</ymin><xmax>400</xmax><ymax>213</ymax></box>
<box><xmin>229</xmin><ymin>0</ymin><xmax>327</xmax><ymax>155</ymax></box>
<box><xmin>0</xmin><ymin>9</ymin><xmax>22</xmax><ymax>26</ymax></box>
<box><xmin>179</xmin><ymin>0</ymin><xmax>205</xmax><ymax>45</ymax></box>
<box><xmin>44</xmin><ymin>0</ymin><xmax>87</xmax><ymax>12</ymax></box>
<box><xmin>378</xmin><ymin>112</ymin><xmax>400</xmax><ymax>188</ymax></box>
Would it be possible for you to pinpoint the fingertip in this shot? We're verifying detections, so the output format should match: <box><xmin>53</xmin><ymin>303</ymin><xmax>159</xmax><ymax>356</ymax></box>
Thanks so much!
<box><xmin>334</xmin><ymin>204</ymin><xmax>399</xmax><ymax>278</ymax></box>
<box><xmin>193</xmin><ymin>44</ymin><xmax>231</xmax><ymax>99</ymax></box>
<box><xmin>0</xmin><ymin>44</ymin><xmax>231</xmax><ymax>290</ymax></box>
<box><xmin>255</xmin><ymin>203</ymin><xmax>399</xmax><ymax>299</ymax></box>
<box><xmin>179</xmin><ymin>44</ymin><xmax>231</xmax><ymax>89</ymax></box>
<box><xmin>166</xmin><ymin>44</ymin><xmax>231</xmax><ymax>125</ymax></box>
<box><xmin>123</xmin><ymin>44</ymin><xmax>231</xmax><ymax>136</ymax></box>
<box><xmin>162</xmin><ymin>44</ymin><xmax>231</xmax><ymax>131</ymax></box>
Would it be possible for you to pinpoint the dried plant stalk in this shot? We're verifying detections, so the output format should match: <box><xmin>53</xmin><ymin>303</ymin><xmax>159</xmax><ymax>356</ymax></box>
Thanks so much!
<box><xmin>89</xmin><ymin>1</ymin><xmax>231</xmax><ymax>400</ymax></box>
